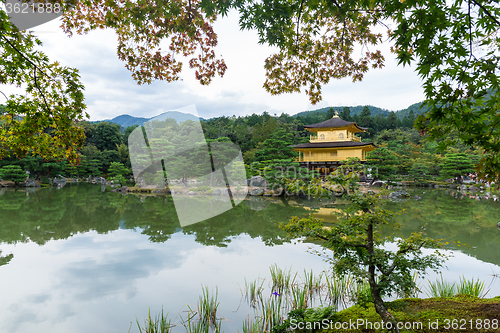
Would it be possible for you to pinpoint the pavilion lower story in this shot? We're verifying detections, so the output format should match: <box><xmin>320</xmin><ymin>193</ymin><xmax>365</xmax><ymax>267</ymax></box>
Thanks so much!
<box><xmin>298</xmin><ymin>161</ymin><xmax>344</xmax><ymax>176</ymax></box>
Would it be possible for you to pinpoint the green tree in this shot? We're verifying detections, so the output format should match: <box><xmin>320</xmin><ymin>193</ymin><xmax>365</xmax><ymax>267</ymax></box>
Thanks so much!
<box><xmin>100</xmin><ymin>150</ymin><xmax>121</xmax><ymax>174</ymax></box>
<box><xmin>254</xmin><ymin>127</ymin><xmax>300</xmax><ymax>162</ymax></box>
<box><xmin>91</xmin><ymin>122</ymin><xmax>123</xmax><ymax>151</ymax></box>
<box><xmin>89</xmin><ymin>159</ymin><xmax>102</xmax><ymax>177</ymax></box>
<box><xmin>281</xmin><ymin>194</ymin><xmax>445</xmax><ymax>330</ymax></box>
<box><xmin>409</xmin><ymin>159</ymin><xmax>432</xmax><ymax>182</ymax></box>
<box><xmin>366</xmin><ymin>147</ymin><xmax>399</xmax><ymax>180</ymax></box>
<box><xmin>116</xmin><ymin>143</ymin><xmax>129</xmax><ymax>166</ymax></box>
<box><xmin>358</xmin><ymin>106</ymin><xmax>374</xmax><ymax>137</ymax></box>
<box><xmin>324</xmin><ymin>107</ymin><xmax>336</xmax><ymax>120</ymax></box>
<box><xmin>64</xmin><ymin>164</ymin><xmax>78</xmax><ymax>177</ymax></box>
<box><xmin>440</xmin><ymin>153</ymin><xmax>475</xmax><ymax>183</ymax></box>
<box><xmin>0</xmin><ymin>165</ymin><xmax>26</xmax><ymax>184</ymax></box>
<box><xmin>252</xmin><ymin>117</ymin><xmax>278</xmax><ymax>144</ymax></box>
<box><xmin>339</xmin><ymin>107</ymin><xmax>352</xmax><ymax>121</ymax></box>
<box><xmin>0</xmin><ymin>12</ymin><xmax>86</xmax><ymax>163</ymax></box>
<box><xmin>123</xmin><ymin>125</ymin><xmax>139</xmax><ymax>145</ymax></box>
<box><xmin>108</xmin><ymin>162</ymin><xmax>130</xmax><ymax>184</ymax></box>
<box><xmin>386</xmin><ymin>112</ymin><xmax>398</xmax><ymax>130</ymax></box>
<box><xmin>402</xmin><ymin>110</ymin><xmax>415</xmax><ymax>129</ymax></box>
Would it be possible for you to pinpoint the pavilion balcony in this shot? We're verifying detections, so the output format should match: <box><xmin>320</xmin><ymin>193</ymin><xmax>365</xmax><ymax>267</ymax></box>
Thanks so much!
<box><xmin>296</xmin><ymin>156</ymin><xmax>367</xmax><ymax>162</ymax></box>
<box><xmin>309</xmin><ymin>135</ymin><xmax>362</xmax><ymax>143</ymax></box>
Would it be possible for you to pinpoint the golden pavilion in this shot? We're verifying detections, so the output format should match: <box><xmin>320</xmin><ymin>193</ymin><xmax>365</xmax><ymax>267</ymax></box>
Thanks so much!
<box><xmin>291</xmin><ymin>111</ymin><xmax>377</xmax><ymax>172</ymax></box>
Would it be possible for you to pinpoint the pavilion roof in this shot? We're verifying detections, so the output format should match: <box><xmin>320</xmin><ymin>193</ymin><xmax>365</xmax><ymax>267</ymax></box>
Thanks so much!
<box><xmin>303</xmin><ymin>117</ymin><xmax>367</xmax><ymax>132</ymax></box>
<box><xmin>291</xmin><ymin>141</ymin><xmax>377</xmax><ymax>149</ymax></box>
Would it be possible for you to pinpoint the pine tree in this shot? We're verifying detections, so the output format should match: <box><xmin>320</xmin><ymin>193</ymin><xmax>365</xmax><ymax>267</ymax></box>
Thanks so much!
<box><xmin>340</xmin><ymin>107</ymin><xmax>352</xmax><ymax>121</ymax></box>
<box><xmin>0</xmin><ymin>165</ymin><xmax>27</xmax><ymax>184</ymax></box>
<box><xmin>440</xmin><ymin>153</ymin><xmax>475</xmax><ymax>182</ymax></box>
<box><xmin>324</xmin><ymin>107</ymin><xmax>336</xmax><ymax>120</ymax></box>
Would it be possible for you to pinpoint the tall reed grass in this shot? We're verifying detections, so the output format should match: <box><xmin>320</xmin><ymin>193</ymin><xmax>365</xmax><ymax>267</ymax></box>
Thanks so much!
<box><xmin>303</xmin><ymin>269</ymin><xmax>323</xmax><ymax>300</ymax></box>
<box><xmin>324</xmin><ymin>273</ymin><xmax>353</xmax><ymax>309</ymax></box>
<box><xmin>427</xmin><ymin>275</ymin><xmax>487</xmax><ymax>298</ymax></box>
<box><xmin>427</xmin><ymin>274</ymin><xmax>456</xmax><ymax>298</ymax></box>
<box><xmin>136</xmin><ymin>308</ymin><xmax>172</xmax><ymax>333</ymax></box>
<box><xmin>456</xmin><ymin>276</ymin><xmax>487</xmax><ymax>297</ymax></box>
<box><xmin>290</xmin><ymin>284</ymin><xmax>309</xmax><ymax>311</ymax></box>
<box><xmin>244</xmin><ymin>278</ymin><xmax>264</xmax><ymax>307</ymax></box>
<box><xmin>269</xmin><ymin>265</ymin><xmax>297</xmax><ymax>295</ymax></box>
<box><xmin>256</xmin><ymin>296</ymin><xmax>284</xmax><ymax>332</ymax></box>
<box><xmin>181</xmin><ymin>286</ymin><xmax>222</xmax><ymax>333</ymax></box>
<box><xmin>142</xmin><ymin>267</ymin><xmax>491</xmax><ymax>333</ymax></box>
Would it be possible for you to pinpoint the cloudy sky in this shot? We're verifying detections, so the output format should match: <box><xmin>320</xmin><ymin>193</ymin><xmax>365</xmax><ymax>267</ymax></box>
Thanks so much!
<box><xmin>5</xmin><ymin>11</ymin><xmax>425</xmax><ymax>120</ymax></box>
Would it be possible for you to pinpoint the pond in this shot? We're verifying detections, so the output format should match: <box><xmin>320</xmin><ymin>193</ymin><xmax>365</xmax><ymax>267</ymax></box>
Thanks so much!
<box><xmin>0</xmin><ymin>184</ymin><xmax>499</xmax><ymax>333</ymax></box>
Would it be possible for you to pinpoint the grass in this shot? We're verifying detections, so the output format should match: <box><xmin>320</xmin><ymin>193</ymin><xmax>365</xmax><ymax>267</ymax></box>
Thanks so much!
<box><xmin>181</xmin><ymin>286</ymin><xmax>222</xmax><ymax>333</ymax></box>
<box><xmin>324</xmin><ymin>273</ymin><xmax>353</xmax><ymax>309</ymax></box>
<box><xmin>457</xmin><ymin>276</ymin><xmax>487</xmax><ymax>298</ymax></box>
<box><xmin>350</xmin><ymin>279</ymin><xmax>372</xmax><ymax>305</ymax></box>
<box><xmin>241</xmin><ymin>315</ymin><xmax>262</xmax><ymax>333</ymax></box>
<box><xmin>290</xmin><ymin>284</ymin><xmax>310</xmax><ymax>311</ymax></box>
<box><xmin>256</xmin><ymin>295</ymin><xmax>284</xmax><ymax>332</ymax></box>
<box><xmin>426</xmin><ymin>274</ymin><xmax>488</xmax><ymax>299</ymax></box>
<box><xmin>140</xmin><ymin>269</ymin><xmax>497</xmax><ymax>333</ymax></box>
<box><xmin>244</xmin><ymin>278</ymin><xmax>264</xmax><ymax>307</ymax></box>
<box><xmin>427</xmin><ymin>274</ymin><xmax>457</xmax><ymax>298</ymax></box>
<box><xmin>303</xmin><ymin>269</ymin><xmax>323</xmax><ymax>299</ymax></box>
<box><xmin>136</xmin><ymin>308</ymin><xmax>172</xmax><ymax>333</ymax></box>
<box><xmin>269</xmin><ymin>264</ymin><xmax>297</xmax><ymax>295</ymax></box>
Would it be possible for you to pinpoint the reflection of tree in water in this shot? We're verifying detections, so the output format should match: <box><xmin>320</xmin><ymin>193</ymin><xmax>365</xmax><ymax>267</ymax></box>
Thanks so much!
<box><xmin>2</xmin><ymin>185</ymin><xmax>498</xmax><ymax>268</ymax></box>
<box><xmin>381</xmin><ymin>190</ymin><xmax>500</xmax><ymax>267</ymax></box>
<box><xmin>0</xmin><ymin>184</ymin><xmax>315</xmax><ymax>255</ymax></box>
<box><xmin>0</xmin><ymin>250</ymin><xmax>13</xmax><ymax>267</ymax></box>
<box><xmin>0</xmin><ymin>189</ymin><xmax>28</xmax><ymax>211</ymax></box>
<box><xmin>182</xmin><ymin>198</ymin><xmax>309</xmax><ymax>247</ymax></box>
<box><xmin>126</xmin><ymin>196</ymin><xmax>180</xmax><ymax>243</ymax></box>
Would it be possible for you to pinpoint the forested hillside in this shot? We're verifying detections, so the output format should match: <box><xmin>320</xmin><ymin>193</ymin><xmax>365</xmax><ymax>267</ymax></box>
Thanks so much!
<box><xmin>0</xmin><ymin>105</ymin><xmax>480</xmax><ymax>183</ymax></box>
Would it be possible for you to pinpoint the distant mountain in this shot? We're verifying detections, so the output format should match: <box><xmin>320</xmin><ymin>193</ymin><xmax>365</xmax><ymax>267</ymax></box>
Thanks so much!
<box><xmin>148</xmin><ymin>111</ymin><xmax>202</xmax><ymax>123</ymax></box>
<box><xmin>96</xmin><ymin>111</ymin><xmax>201</xmax><ymax>128</ymax></box>
<box><xmin>103</xmin><ymin>115</ymin><xmax>149</xmax><ymax>127</ymax></box>
<box><xmin>294</xmin><ymin>105</ymin><xmax>392</xmax><ymax>118</ymax></box>
<box><xmin>293</xmin><ymin>102</ymin><xmax>427</xmax><ymax>120</ymax></box>
<box><xmin>394</xmin><ymin>101</ymin><xmax>428</xmax><ymax>119</ymax></box>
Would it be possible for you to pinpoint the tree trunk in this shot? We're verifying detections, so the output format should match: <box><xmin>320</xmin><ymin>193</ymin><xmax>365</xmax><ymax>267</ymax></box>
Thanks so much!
<box><xmin>368</xmin><ymin>273</ymin><xmax>399</xmax><ymax>333</ymax></box>
<box><xmin>367</xmin><ymin>220</ymin><xmax>400</xmax><ymax>333</ymax></box>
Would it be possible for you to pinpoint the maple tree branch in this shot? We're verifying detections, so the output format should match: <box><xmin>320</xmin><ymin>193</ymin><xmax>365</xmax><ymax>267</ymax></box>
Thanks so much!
<box><xmin>295</xmin><ymin>0</ymin><xmax>305</xmax><ymax>49</ymax></box>
<box><xmin>468</xmin><ymin>1</ymin><xmax>472</xmax><ymax>53</ymax></box>
<box><xmin>0</xmin><ymin>31</ymin><xmax>52</xmax><ymax>113</ymax></box>
<box><xmin>487</xmin><ymin>117</ymin><xmax>500</xmax><ymax>138</ymax></box>
<box><xmin>0</xmin><ymin>32</ymin><xmax>51</xmax><ymax>80</ymax></box>
<box><xmin>377</xmin><ymin>241</ymin><xmax>426</xmax><ymax>277</ymax></box>
<box><xmin>33</xmin><ymin>68</ymin><xmax>51</xmax><ymax>113</ymax></box>
<box><xmin>470</xmin><ymin>0</ymin><xmax>500</xmax><ymax>26</ymax></box>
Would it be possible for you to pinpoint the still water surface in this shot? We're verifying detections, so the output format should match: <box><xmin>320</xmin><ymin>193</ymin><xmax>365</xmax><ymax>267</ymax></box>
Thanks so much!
<box><xmin>0</xmin><ymin>184</ymin><xmax>499</xmax><ymax>332</ymax></box>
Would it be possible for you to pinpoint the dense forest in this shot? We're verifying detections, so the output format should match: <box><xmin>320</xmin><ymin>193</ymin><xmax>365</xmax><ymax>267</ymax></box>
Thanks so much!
<box><xmin>0</xmin><ymin>105</ymin><xmax>481</xmax><ymax>184</ymax></box>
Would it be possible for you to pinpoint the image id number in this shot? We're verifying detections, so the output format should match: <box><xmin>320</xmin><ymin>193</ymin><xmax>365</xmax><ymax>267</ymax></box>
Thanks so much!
<box><xmin>5</xmin><ymin>2</ymin><xmax>62</xmax><ymax>14</ymax></box>
<box><xmin>444</xmin><ymin>319</ymin><xmax>499</xmax><ymax>330</ymax></box>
